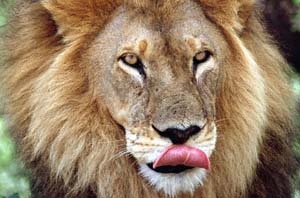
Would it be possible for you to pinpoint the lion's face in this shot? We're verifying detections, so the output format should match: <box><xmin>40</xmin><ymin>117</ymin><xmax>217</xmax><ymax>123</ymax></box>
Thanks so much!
<box><xmin>4</xmin><ymin>0</ymin><xmax>295</xmax><ymax>197</ymax></box>
<box><xmin>83</xmin><ymin>1</ymin><xmax>228</xmax><ymax>195</ymax></box>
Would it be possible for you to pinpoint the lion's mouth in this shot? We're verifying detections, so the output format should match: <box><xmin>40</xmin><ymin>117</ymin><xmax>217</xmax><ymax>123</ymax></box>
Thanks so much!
<box><xmin>146</xmin><ymin>145</ymin><xmax>210</xmax><ymax>174</ymax></box>
<box><xmin>147</xmin><ymin>163</ymin><xmax>194</xmax><ymax>174</ymax></box>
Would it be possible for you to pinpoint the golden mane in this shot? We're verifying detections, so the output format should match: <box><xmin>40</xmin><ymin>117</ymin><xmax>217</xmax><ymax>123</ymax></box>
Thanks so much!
<box><xmin>0</xmin><ymin>0</ymin><xmax>297</xmax><ymax>197</ymax></box>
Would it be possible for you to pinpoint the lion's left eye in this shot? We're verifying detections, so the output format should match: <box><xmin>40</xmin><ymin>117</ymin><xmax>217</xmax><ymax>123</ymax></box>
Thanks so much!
<box><xmin>192</xmin><ymin>51</ymin><xmax>212</xmax><ymax>73</ymax></box>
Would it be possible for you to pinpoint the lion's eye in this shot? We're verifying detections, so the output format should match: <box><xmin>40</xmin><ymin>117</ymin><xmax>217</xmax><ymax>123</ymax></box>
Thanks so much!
<box><xmin>119</xmin><ymin>53</ymin><xmax>146</xmax><ymax>77</ymax></box>
<box><xmin>123</xmin><ymin>54</ymin><xmax>139</xmax><ymax>65</ymax></box>
<box><xmin>193</xmin><ymin>51</ymin><xmax>212</xmax><ymax>73</ymax></box>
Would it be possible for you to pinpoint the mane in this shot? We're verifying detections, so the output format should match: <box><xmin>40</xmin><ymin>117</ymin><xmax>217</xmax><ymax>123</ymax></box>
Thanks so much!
<box><xmin>0</xmin><ymin>0</ymin><xmax>297</xmax><ymax>197</ymax></box>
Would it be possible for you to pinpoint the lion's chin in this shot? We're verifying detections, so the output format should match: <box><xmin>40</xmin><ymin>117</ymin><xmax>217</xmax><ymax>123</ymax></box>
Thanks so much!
<box><xmin>139</xmin><ymin>163</ymin><xmax>207</xmax><ymax>197</ymax></box>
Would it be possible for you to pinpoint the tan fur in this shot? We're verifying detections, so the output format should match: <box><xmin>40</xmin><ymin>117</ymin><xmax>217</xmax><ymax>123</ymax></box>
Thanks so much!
<box><xmin>0</xmin><ymin>0</ymin><xmax>297</xmax><ymax>198</ymax></box>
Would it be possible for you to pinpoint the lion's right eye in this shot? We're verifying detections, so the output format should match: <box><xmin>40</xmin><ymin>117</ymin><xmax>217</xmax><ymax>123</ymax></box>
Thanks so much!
<box><xmin>118</xmin><ymin>53</ymin><xmax>146</xmax><ymax>79</ymax></box>
<box><xmin>122</xmin><ymin>53</ymin><xmax>139</xmax><ymax>66</ymax></box>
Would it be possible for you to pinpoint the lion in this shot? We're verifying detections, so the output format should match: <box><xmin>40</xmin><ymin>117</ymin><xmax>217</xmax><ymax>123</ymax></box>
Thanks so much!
<box><xmin>0</xmin><ymin>0</ymin><xmax>298</xmax><ymax>197</ymax></box>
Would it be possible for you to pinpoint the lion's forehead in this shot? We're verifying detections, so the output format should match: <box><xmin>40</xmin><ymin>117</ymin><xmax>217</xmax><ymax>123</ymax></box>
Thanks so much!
<box><xmin>114</xmin><ymin>4</ymin><xmax>209</xmax><ymax>35</ymax></box>
<box><xmin>96</xmin><ymin>4</ymin><xmax>227</xmax><ymax>65</ymax></box>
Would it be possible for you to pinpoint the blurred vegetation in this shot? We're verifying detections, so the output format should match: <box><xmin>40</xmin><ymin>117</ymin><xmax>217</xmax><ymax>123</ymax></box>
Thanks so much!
<box><xmin>293</xmin><ymin>75</ymin><xmax>300</xmax><ymax>198</ymax></box>
<box><xmin>0</xmin><ymin>120</ymin><xmax>31</xmax><ymax>198</ymax></box>
<box><xmin>0</xmin><ymin>0</ymin><xmax>299</xmax><ymax>198</ymax></box>
<box><xmin>0</xmin><ymin>0</ymin><xmax>12</xmax><ymax>27</ymax></box>
<box><xmin>292</xmin><ymin>2</ymin><xmax>300</xmax><ymax>32</ymax></box>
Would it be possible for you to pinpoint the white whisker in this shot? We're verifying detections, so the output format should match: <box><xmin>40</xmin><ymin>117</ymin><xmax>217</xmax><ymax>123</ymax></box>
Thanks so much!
<box><xmin>109</xmin><ymin>150</ymin><xmax>131</xmax><ymax>161</ymax></box>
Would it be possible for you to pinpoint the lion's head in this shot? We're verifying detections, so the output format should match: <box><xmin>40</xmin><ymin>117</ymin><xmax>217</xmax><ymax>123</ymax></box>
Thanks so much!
<box><xmin>88</xmin><ymin>2</ymin><xmax>223</xmax><ymax>194</ymax></box>
<box><xmin>0</xmin><ymin>0</ymin><xmax>296</xmax><ymax>197</ymax></box>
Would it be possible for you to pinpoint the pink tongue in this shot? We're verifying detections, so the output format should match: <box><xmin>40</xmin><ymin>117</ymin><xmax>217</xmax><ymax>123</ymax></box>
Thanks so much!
<box><xmin>153</xmin><ymin>145</ymin><xmax>210</xmax><ymax>170</ymax></box>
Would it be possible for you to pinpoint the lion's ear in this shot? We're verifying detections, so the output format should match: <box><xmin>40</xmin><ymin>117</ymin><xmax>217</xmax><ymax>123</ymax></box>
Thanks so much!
<box><xmin>41</xmin><ymin>0</ymin><xmax>121</xmax><ymax>41</ymax></box>
<box><xmin>199</xmin><ymin>0</ymin><xmax>255</xmax><ymax>33</ymax></box>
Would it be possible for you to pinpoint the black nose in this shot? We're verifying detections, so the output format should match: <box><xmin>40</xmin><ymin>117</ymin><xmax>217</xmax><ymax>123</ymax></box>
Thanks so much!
<box><xmin>153</xmin><ymin>125</ymin><xmax>202</xmax><ymax>144</ymax></box>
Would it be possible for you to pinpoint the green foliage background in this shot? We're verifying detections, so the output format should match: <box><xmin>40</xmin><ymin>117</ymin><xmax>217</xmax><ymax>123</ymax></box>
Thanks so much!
<box><xmin>0</xmin><ymin>120</ymin><xmax>31</xmax><ymax>198</ymax></box>
<box><xmin>0</xmin><ymin>1</ymin><xmax>299</xmax><ymax>198</ymax></box>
